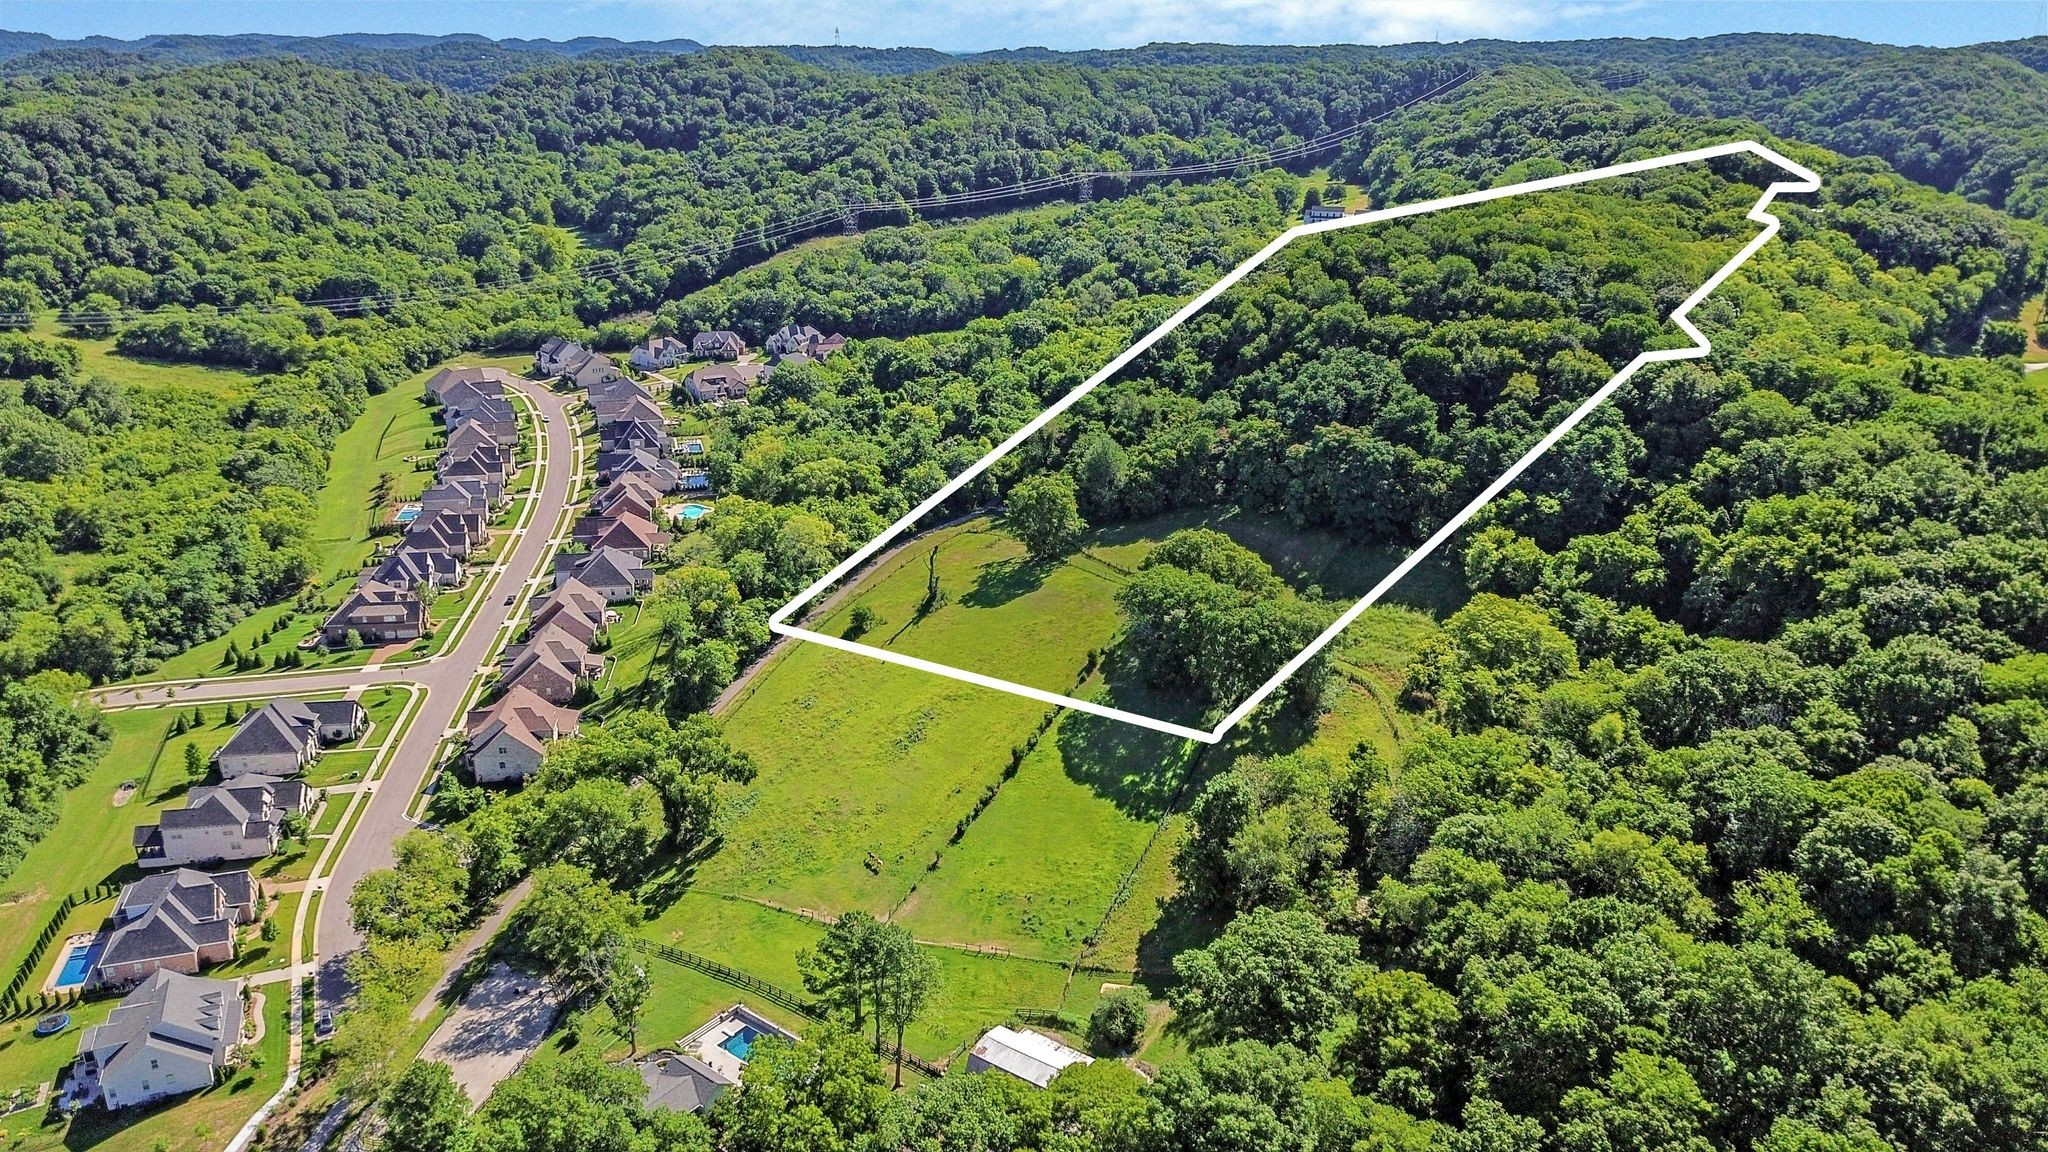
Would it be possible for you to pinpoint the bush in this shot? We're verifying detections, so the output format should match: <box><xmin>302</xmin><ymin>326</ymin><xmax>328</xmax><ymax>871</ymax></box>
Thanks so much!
<box><xmin>1087</xmin><ymin>988</ymin><xmax>1148</xmax><ymax>1055</ymax></box>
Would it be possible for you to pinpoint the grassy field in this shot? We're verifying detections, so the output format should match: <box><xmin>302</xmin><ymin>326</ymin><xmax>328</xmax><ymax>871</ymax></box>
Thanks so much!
<box><xmin>2024</xmin><ymin>294</ymin><xmax>2048</xmax><ymax>363</ymax></box>
<box><xmin>643</xmin><ymin>508</ymin><xmax>1460</xmax><ymax>1062</ymax></box>
<box><xmin>30</xmin><ymin>320</ymin><xmax>261</xmax><ymax>399</ymax></box>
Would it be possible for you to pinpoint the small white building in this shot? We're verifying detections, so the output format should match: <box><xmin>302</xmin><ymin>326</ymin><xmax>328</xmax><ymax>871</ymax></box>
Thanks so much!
<box><xmin>967</xmin><ymin>1025</ymin><xmax>1092</xmax><ymax>1089</ymax></box>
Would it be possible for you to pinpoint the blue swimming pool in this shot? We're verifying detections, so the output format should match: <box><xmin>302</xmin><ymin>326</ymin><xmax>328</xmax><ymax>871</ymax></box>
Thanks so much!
<box><xmin>719</xmin><ymin>1025</ymin><xmax>768</xmax><ymax>1061</ymax></box>
<box><xmin>677</xmin><ymin>503</ymin><xmax>712</xmax><ymax>520</ymax></box>
<box><xmin>394</xmin><ymin>504</ymin><xmax>422</xmax><ymax>524</ymax></box>
<box><xmin>54</xmin><ymin>942</ymin><xmax>97</xmax><ymax>989</ymax></box>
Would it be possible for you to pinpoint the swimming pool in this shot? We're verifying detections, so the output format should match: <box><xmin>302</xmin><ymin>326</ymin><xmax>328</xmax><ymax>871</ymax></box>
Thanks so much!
<box><xmin>719</xmin><ymin>1024</ymin><xmax>768</xmax><ymax>1061</ymax></box>
<box><xmin>394</xmin><ymin>504</ymin><xmax>422</xmax><ymax>524</ymax></box>
<box><xmin>677</xmin><ymin>503</ymin><xmax>712</xmax><ymax>520</ymax></box>
<box><xmin>53</xmin><ymin>942</ymin><xmax>97</xmax><ymax>989</ymax></box>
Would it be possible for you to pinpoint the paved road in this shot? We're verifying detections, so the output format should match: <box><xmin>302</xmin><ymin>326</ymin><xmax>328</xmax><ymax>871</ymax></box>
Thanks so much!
<box><xmin>95</xmin><ymin>377</ymin><xmax>584</xmax><ymax>1017</ymax></box>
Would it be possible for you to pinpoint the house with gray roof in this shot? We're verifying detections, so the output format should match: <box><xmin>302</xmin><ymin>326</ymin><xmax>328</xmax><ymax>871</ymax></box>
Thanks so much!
<box><xmin>599</xmin><ymin>418</ymin><xmax>673</xmax><ymax>456</ymax></box>
<box><xmin>565</xmin><ymin>352</ymin><xmax>623</xmax><ymax>391</ymax></box>
<box><xmin>322</xmin><ymin>579</ymin><xmax>425</xmax><ymax>647</ymax></box>
<box><xmin>446</xmin><ymin>394</ymin><xmax>520</xmax><ymax>442</ymax></box>
<box><xmin>635</xmin><ymin>1051</ymin><xmax>732</xmax><ymax>1114</ymax></box>
<box><xmin>425</xmin><ymin>365</ymin><xmax>517</xmax><ymax>406</ymax></box>
<box><xmin>552</xmin><ymin>547</ymin><xmax>653</xmax><ymax>602</ymax></box>
<box><xmin>765</xmin><ymin>324</ymin><xmax>825</xmax><ymax>358</ymax></box>
<box><xmin>587</xmin><ymin>375</ymin><xmax>651</xmax><ymax>404</ymax></box>
<box><xmin>596</xmin><ymin>449</ymin><xmax>681</xmax><ymax>491</ymax></box>
<box><xmin>689</xmin><ymin>330</ymin><xmax>747</xmax><ymax>361</ymax></box>
<box><xmin>214</xmin><ymin>697</ymin><xmax>363</xmax><ymax>779</ymax></box>
<box><xmin>591</xmin><ymin>392</ymin><xmax>666</xmax><ymax>428</ymax></box>
<box><xmin>683</xmin><ymin>362</ymin><xmax>765</xmax><ymax>405</ymax></box>
<box><xmin>406</xmin><ymin>508</ymin><xmax>487</xmax><ymax>555</ymax></box>
<box><xmin>133</xmin><ymin>776</ymin><xmax>310</xmax><ymax>869</ymax></box>
<box><xmin>535</xmin><ymin>337</ymin><xmax>587</xmax><ymax>377</ymax></box>
<box><xmin>73</xmin><ymin>970</ymin><xmax>241</xmax><ymax>1110</ymax></box>
<box><xmin>631</xmin><ymin>334</ymin><xmax>690</xmax><ymax>371</ymax></box>
<box><xmin>444</xmin><ymin>420</ymin><xmax>506</xmax><ymax>461</ymax></box>
<box><xmin>573</xmin><ymin>512</ymin><xmax>671</xmax><ymax>559</ymax></box>
<box><xmin>93</xmin><ymin>870</ymin><xmax>257</xmax><ymax>989</ymax></box>
<box><xmin>372</xmin><ymin>544</ymin><xmax>463</xmax><ymax>592</ymax></box>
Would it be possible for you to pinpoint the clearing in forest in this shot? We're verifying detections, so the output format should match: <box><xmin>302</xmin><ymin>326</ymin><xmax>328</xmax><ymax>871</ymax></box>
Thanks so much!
<box><xmin>771</xmin><ymin>142</ymin><xmax>1821</xmax><ymax>743</ymax></box>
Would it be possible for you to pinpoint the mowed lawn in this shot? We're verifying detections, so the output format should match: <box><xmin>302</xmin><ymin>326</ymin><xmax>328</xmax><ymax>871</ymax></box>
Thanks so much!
<box><xmin>0</xmin><ymin>984</ymin><xmax>290</xmax><ymax>1152</ymax></box>
<box><xmin>0</xmin><ymin>690</ymin><xmax>401</xmax><ymax>985</ymax></box>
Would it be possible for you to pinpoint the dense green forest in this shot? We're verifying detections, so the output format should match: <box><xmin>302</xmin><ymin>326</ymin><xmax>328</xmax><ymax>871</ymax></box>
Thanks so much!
<box><xmin>5</xmin><ymin>31</ymin><xmax>2048</xmax><ymax>1152</ymax></box>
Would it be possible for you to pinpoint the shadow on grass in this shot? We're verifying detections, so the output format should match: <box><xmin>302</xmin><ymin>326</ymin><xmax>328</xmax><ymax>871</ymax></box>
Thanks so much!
<box><xmin>959</xmin><ymin>556</ymin><xmax>1053</xmax><ymax>609</ymax></box>
<box><xmin>633</xmin><ymin>837</ymin><xmax>719</xmax><ymax>921</ymax></box>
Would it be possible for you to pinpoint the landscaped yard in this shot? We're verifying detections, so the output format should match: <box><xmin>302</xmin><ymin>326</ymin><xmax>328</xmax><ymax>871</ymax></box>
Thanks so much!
<box><xmin>0</xmin><ymin>983</ymin><xmax>291</xmax><ymax>1152</ymax></box>
<box><xmin>0</xmin><ymin>689</ymin><xmax>409</xmax><ymax>989</ymax></box>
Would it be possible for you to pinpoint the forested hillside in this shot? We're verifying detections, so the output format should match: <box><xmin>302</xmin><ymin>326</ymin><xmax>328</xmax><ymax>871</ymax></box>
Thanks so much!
<box><xmin>3</xmin><ymin>35</ymin><xmax>2048</xmax><ymax>1151</ymax></box>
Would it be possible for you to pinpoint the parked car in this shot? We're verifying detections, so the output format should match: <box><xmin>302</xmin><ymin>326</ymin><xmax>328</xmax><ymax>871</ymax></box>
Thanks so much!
<box><xmin>504</xmin><ymin>593</ymin><xmax>517</xmax><ymax>605</ymax></box>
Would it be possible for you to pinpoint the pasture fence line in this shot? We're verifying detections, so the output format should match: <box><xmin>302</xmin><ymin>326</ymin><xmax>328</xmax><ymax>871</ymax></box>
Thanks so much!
<box><xmin>640</xmin><ymin>940</ymin><xmax>821</xmax><ymax>1021</ymax></box>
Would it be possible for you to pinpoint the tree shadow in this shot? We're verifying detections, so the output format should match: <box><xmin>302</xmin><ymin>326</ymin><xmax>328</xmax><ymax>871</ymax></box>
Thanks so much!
<box><xmin>1133</xmin><ymin>888</ymin><xmax>1228</xmax><ymax>986</ymax></box>
<box><xmin>633</xmin><ymin>837</ymin><xmax>717</xmax><ymax>919</ymax></box>
<box><xmin>1052</xmin><ymin>655</ymin><xmax>1210</xmax><ymax>822</ymax></box>
<box><xmin>959</xmin><ymin>557</ymin><xmax>1053</xmax><ymax>609</ymax></box>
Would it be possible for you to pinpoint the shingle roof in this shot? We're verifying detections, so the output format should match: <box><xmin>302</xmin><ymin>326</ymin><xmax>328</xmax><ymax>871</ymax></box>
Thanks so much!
<box><xmin>216</xmin><ymin>700</ymin><xmax>319</xmax><ymax>761</ymax></box>
<box><xmin>79</xmin><ymin>970</ymin><xmax>237</xmax><ymax>1079</ymax></box>
<box><xmin>637</xmin><ymin>1051</ymin><xmax>733</xmax><ymax>1113</ymax></box>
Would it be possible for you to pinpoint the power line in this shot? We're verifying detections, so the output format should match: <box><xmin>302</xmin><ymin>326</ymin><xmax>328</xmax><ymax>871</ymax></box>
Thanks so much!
<box><xmin>21</xmin><ymin>69</ymin><xmax>1478</xmax><ymax>328</ymax></box>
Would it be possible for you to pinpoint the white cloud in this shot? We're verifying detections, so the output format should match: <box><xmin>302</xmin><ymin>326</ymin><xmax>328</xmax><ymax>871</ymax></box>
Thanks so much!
<box><xmin>625</xmin><ymin>0</ymin><xmax>1635</xmax><ymax>51</ymax></box>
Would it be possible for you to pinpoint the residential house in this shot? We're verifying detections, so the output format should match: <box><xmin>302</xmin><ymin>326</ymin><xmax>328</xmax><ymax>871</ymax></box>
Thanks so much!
<box><xmin>92</xmin><ymin>869</ymin><xmax>258</xmax><ymax>988</ymax></box>
<box><xmin>690</xmin><ymin>330</ymin><xmax>747</xmax><ymax>361</ymax></box>
<box><xmin>527</xmin><ymin>595</ymin><xmax>603</xmax><ymax>647</ymax></box>
<box><xmin>445</xmin><ymin>394</ymin><xmax>519</xmax><ymax>442</ymax></box>
<box><xmin>806</xmin><ymin>332</ymin><xmax>847</xmax><ymax>359</ymax></box>
<box><xmin>630</xmin><ymin>335</ymin><xmax>689</xmax><ymax>371</ymax></box>
<box><xmin>596</xmin><ymin>449</ymin><xmax>681</xmax><ymax>491</ymax></box>
<box><xmin>639</xmin><ymin>1006</ymin><xmax>797</xmax><ymax>1115</ymax></box>
<box><xmin>967</xmin><ymin>1026</ymin><xmax>1093</xmax><ymax>1089</ymax></box>
<box><xmin>590</xmin><ymin>393</ymin><xmax>666</xmax><ymax>428</ymax></box>
<box><xmin>214</xmin><ymin>698</ymin><xmax>364</xmax><ymax>779</ymax></box>
<box><xmin>1304</xmin><ymin>204</ymin><xmax>1348</xmax><ymax>223</ymax></box>
<box><xmin>407</xmin><ymin>509</ymin><xmax>487</xmax><ymax>554</ymax></box>
<box><xmin>765</xmin><ymin>324</ymin><xmax>824</xmax><ymax>358</ymax></box>
<box><xmin>531</xmin><ymin>578</ymin><xmax>611</xmax><ymax>637</ymax></box>
<box><xmin>134</xmin><ymin>777</ymin><xmax>311</xmax><ymax>869</ymax></box>
<box><xmin>500</xmin><ymin>645</ymin><xmax>586</xmax><ymax>705</ymax></box>
<box><xmin>564</xmin><ymin>351</ymin><xmax>622</xmax><ymax>391</ymax></box>
<box><xmin>424</xmin><ymin>365</ymin><xmax>517</xmax><ymax>406</ymax></box>
<box><xmin>444</xmin><ymin>420</ymin><xmax>505</xmax><ymax>461</ymax></box>
<box><xmin>573</xmin><ymin>511</ymin><xmax>671</xmax><ymax>558</ymax></box>
<box><xmin>683</xmin><ymin>362</ymin><xmax>766</xmax><ymax>405</ymax></box>
<box><xmin>371</xmin><ymin>544</ymin><xmax>463</xmax><ymax>592</ymax></box>
<box><xmin>593</xmin><ymin>474</ymin><xmax>664</xmax><ymax>520</ymax></box>
<box><xmin>465</xmin><ymin>686</ymin><xmax>580</xmax><ymax>784</ymax></box>
<box><xmin>434</xmin><ymin>376</ymin><xmax>506</xmax><ymax>415</ymax></box>
<box><xmin>587</xmin><ymin>375</ymin><xmax>652</xmax><ymax>405</ymax></box>
<box><xmin>506</xmin><ymin>624</ymin><xmax>604</xmax><ymax>681</ymax></box>
<box><xmin>73</xmin><ymin>971</ymin><xmax>240</xmax><ymax>1110</ymax></box>
<box><xmin>552</xmin><ymin>547</ymin><xmax>653</xmax><ymax>601</ymax></box>
<box><xmin>418</xmin><ymin>476</ymin><xmax>505</xmax><ymax>515</ymax></box>
<box><xmin>535</xmin><ymin>337</ymin><xmax>586</xmax><ymax>377</ymax></box>
<box><xmin>322</xmin><ymin>580</ymin><xmax>425</xmax><ymax>647</ymax></box>
<box><xmin>598</xmin><ymin>418</ymin><xmax>673</xmax><ymax>456</ymax></box>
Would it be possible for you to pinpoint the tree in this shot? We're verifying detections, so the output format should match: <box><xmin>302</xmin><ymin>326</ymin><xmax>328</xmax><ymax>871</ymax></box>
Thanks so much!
<box><xmin>1087</xmin><ymin>987</ymin><xmax>1149</xmax><ymax>1055</ymax></box>
<box><xmin>800</xmin><ymin>911</ymin><xmax>887</xmax><ymax>1040</ymax></box>
<box><xmin>183</xmin><ymin>742</ymin><xmax>206</xmax><ymax>780</ymax></box>
<box><xmin>877</xmin><ymin>932</ymin><xmax>939</xmax><ymax>1087</ymax></box>
<box><xmin>604</xmin><ymin>951</ymin><xmax>654</xmax><ymax>1057</ymax></box>
<box><xmin>1003</xmin><ymin>472</ymin><xmax>1085</xmax><ymax>562</ymax></box>
<box><xmin>845</xmin><ymin>603</ymin><xmax>880</xmax><ymax>640</ymax></box>
<box><xmin>382</xmin><ymin>1060</ymin><xmax>472</xmax><ymax>1152</ymax></box>
<box><xmin>509</xmin><ymin>864</ymin><xmax>642</xmax><ymax>983</ymax></box>
<box><xmin>1336</xmin><ymin>968</ymin><xmax>1460</xmax><ymax>1112</ymax></box>
<box><xmin>715</xmin><ymin>1028</ymin><xmax>890</xmax><ymax>1152</ymax></box>
<box><xmin>1169</xmin><ymin>907</ymin><xmax>1357</xmax><ymax>1049</ymax></box>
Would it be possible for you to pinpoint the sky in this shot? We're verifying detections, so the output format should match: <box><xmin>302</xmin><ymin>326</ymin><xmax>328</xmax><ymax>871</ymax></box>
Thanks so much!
<box><xmin>6</xmin><ymin>1</ymin><xmax>2044</xmax><ymax>52</ymax></box>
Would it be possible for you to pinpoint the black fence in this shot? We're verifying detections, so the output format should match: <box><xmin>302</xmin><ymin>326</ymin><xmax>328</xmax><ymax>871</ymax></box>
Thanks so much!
<box><xmin>0</xmin><ymin>882</ymin><xmax>119</xmax><ymax>1019</ymax></box>
<box><xmin>641</xmin><ymin>940</ymin><xmax>820</xmax><ymax>1022</ymax></box>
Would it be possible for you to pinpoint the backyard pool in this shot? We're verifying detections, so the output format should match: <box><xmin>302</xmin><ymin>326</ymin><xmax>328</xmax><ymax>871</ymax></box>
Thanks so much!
<box><xmin>53</xmin><ymin>940</ymin><xmax>99</xmax><ymax>990</ymax></box>
<box><xmin>719</xmin><ymin>1024</ymin><xmax>768</xmax><ymax>1061</ymax></box>
<box><xmin>676</xmin><ymin>503</ymin><xmax>713</xmax><ymax>521</ymax></box>
<box><xmin>394</xmin><ymin>504</ymin><xmax>422</xmax><ymax>524</ymax></box>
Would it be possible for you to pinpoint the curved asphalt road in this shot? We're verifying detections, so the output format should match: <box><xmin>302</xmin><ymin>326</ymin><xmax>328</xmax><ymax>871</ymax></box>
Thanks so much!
<box><xmin>93</xmin><ymin>377</ymin><xmax>584</xmax><ymax>1014</ymax></box>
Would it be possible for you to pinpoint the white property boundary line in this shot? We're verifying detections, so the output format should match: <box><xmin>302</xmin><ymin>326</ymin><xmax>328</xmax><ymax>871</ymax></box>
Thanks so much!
<box><xmin>770</xmin><ymin>141</ymin><xmax>1822</xmax><ymax>745</ymax></box>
